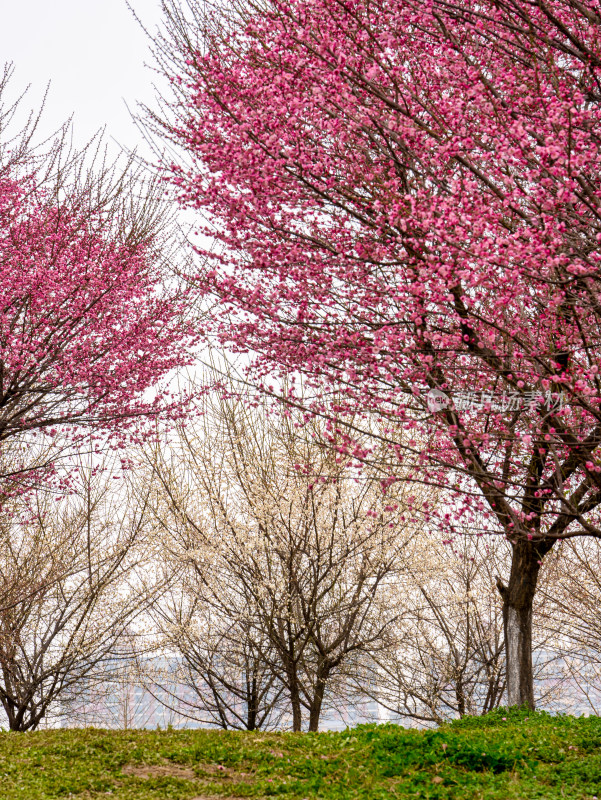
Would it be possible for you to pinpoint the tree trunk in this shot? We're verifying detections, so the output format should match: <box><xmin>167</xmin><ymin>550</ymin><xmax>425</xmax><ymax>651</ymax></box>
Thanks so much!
<box><xmin>284</xmin><ymin>657</ymin><xmax>302</xmax><ymax>731</ymax></box>
<box><xmin>247</xmin><ymin>673</ymin><xmax>257</xmax><ymax>731</ymax></box>
<box><xmin>455</xmin><ymin>672</ymin><xmax>466</xmax><ymax>717</ymax></box>
<box><xmin>497</xmin><ymin>537</ymin><xmax>553</xmax><ymax>709</ymax></box>
<box><xmin>290</xmin><ymin>682</ymin><xmax>302</xmax><ymax>732</ymax></box>
<box><xmin>308</xmin><ymin>669</ymin><xmax>329</xmax><ymax>732</ymax></box>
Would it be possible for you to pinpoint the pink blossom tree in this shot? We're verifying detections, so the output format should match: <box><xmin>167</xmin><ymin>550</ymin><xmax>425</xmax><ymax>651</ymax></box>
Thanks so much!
<box><xmin>152</xmin><ymin>0</ymin><xmax>601</xmax><ymax>709</ymax></box>
<box><xmin>0</xmin><ymin>67</ymin><xmax>195</xmax><ymax>475</ymax></box>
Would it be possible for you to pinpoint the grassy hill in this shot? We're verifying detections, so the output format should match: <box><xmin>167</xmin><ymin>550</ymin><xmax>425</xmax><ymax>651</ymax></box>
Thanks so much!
<box><xmin>1</xmin><ymin>708</ymin><xmax>600</xmax><ymax>799</ymax></box>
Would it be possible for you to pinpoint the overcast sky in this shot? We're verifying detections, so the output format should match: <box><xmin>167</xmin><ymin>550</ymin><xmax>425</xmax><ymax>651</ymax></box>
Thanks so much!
<box><xmin>0</xmin><ymin>0</ymin><xmax>164</xmax><ymax>152</ymax></box>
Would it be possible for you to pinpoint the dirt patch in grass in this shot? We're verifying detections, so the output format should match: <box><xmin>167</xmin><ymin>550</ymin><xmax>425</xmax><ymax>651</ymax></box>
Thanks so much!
<box><xmin>198</xmin><ymin>763</ymin><xmax>255</xmax><ymax>782</ymax></box>
<box><xmin>122</xmin><ymin>762</ymin><xmax>197</xmax><ymax>780</ymax></box>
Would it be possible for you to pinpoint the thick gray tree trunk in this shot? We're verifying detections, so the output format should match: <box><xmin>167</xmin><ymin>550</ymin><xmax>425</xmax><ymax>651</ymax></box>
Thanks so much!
<box><xmin>497</xmin><ymin>538</ymin><xmax>554</xmax><ymax>709</ymax></box>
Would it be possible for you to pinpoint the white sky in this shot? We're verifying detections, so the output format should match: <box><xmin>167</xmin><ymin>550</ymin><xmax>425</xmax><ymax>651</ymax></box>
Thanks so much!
<box><xmin>0</xmin><ymin>0</ymin><xmax>164</xmax><ymax>152</ymax></box>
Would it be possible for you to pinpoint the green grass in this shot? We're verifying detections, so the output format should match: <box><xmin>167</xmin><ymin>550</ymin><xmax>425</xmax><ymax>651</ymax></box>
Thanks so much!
<box><xmin>1</xmin><ymin>708</ymin><xmax>600</xmax><ymax>799</ymax></box>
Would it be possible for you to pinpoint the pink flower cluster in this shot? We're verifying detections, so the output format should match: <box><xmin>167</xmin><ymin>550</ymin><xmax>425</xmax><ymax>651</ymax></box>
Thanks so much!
<box><xmin>161</xmin><ymin>0</ymin><xmax>601</xmax><ymax>539</ymax></box>
<box><xmin>0</xmin><ymin>174</ymin><xmax>193</xmax><ymax>439</ymax></box>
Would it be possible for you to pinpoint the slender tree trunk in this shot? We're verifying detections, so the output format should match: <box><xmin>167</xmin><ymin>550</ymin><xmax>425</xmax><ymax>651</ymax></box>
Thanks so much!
<box><xmin>308</xmin><ymin>703</ymin><xmax>322</xmax><ymax>732</ymax></box>
<box><xmin>496</xmin><ymin>537</ymin><xmax>553</xmax><ymax>709</ymax></box>
<box><xmin>290</xmin><ymin>680</ymin><xmax>302</xmax><ymax>732</ymax></box>
<box><xmin>247</xmin><ymin>673</ymin><xmax>257</xmax><ymax>731</ymax></box>
<box><xmin>308</xmin><ymin>669</ymin><xmax>329</xmax><ymax>732</ymax></box>
<box><xmin>455</xmin><ymin>672</ymin><xmax>466</xmax><ymax>717</ymax></box>
<box><xmin>284</xmin><ymin>657</ymin><xmax>302</xmax><ymax>731</ymax></box>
